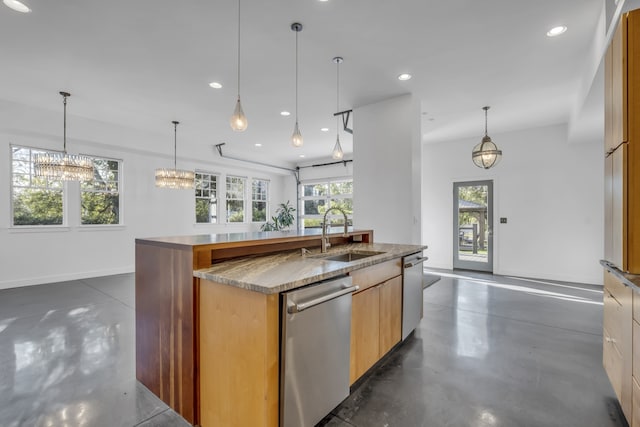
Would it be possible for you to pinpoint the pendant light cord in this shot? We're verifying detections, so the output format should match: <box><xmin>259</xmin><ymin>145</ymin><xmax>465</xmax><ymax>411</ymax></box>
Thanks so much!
<box><xmin>237</xmin><ymin>0</ymin><xmax>241</xmax><ymax>99</ymax></box>
<box><xmin>295</xmin><ymin>28</ymin><xmax>299</xmax><ymax>122</ymax></box>
<box><xmin>483</xmin><ymin>106</ymin><xmax>489</xmax><ymax>136</ymax></box>
<box><xmin>336</xmin><ymin>59</ymin><xmax>340</xmax><ymax>134</ymax></box>
<box><xmin>62</xmin><ymin>93</ymin><xmax>68</xmax><ymax>153</ymax></box>
<box><xmin>173</xmin><ymin>121</ymin><xmax>179</xmax><ymax>169</ymax></box>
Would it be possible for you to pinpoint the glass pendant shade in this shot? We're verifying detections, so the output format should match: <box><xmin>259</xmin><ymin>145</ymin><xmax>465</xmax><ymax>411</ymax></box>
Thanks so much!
<box><xmin>230</xmin><ymin>96</ymin><xmax>248</xmax><ymax>131</ymax></box>
<box><xmin>155</xmin><ymin>121</ymin><xmax>195</xmax><ymax>189</ymax></box>
<box><xmin>472</xmin><ymin>106</ymin><xmax>502</xmax><ymax>169</ymax></box>
<box><xmin>472</xmin><ymin>135</ymin><xmax>502</xmax><ymax>169</ymax></box>
<box><xmin>33</xmin><ymin>91</ymin><xmax>94</xmax><ymax>182</ymax></box>
<box><xmin>292</xmin><ymin>121</ymin><xmax>303</xmax><ymax>147</ymax></box>
<box><xmin>155</xmin><ymin>168</ymin><xmax>195</xmax><ymax>189</ymax></box>
<box><xmin>332</xmin><ymin>135</ymin><xmax>343</xmax><ymax>160</ymax></box>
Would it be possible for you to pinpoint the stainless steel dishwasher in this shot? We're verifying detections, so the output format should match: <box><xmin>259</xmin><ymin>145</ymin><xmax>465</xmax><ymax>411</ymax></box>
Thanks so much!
<box><xmin>280</xmin><ymin>275</ymin><xmax>358</xmax><ymax>427</ymax></box>
<box><xmin>402</xmin><ymin>252</ymin><xmax>428</xmax><ymax>340</ymax></box>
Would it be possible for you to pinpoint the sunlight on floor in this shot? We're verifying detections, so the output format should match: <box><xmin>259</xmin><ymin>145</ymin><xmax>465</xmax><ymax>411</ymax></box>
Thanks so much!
<box><xmin>429</xmin><ymin>271</ymin><xmax>603</xmax><ymax>306</ymax></box>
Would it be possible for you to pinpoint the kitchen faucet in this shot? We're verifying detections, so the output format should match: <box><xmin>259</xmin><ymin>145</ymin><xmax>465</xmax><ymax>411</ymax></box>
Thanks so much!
<box><xmin>321</xmin><ymin>207</ymin><xmax>349</xmax><ymax>253</ymax></box>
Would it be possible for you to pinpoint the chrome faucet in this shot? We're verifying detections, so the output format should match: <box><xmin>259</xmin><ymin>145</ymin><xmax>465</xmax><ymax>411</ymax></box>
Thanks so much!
<box><xmin>321</xmin><ymin>207</ymin><xmax>349</xmax><ymax>253</ymax></box>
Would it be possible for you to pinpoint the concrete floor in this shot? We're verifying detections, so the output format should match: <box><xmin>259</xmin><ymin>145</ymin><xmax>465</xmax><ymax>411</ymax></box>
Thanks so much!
<box><xmin>0</xmin><ymin>271</ymin><xmax>626</xmax><ymax>427</ymax></box>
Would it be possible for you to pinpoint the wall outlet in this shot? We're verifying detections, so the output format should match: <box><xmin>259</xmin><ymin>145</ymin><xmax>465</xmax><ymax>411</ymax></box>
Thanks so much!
<box><xmin>500</xmin><ymin>217</ymin><xmax>507</xmax><ymax>224</ymax></box>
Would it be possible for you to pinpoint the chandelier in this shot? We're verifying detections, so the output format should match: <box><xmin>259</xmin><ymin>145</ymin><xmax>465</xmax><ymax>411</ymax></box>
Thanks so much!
<box><xmin>472</xmin><ymin>106</ymin><xmax>502</xmax><ymax>169</ymax></box>
<box><xmin>34</xmin><ymin>92</ymin><xmax>94</xmax><ymax>181</ymax></box>
<box><xmin>155</xmin><ymin>121</ymin><xmax>195</xmax><ymax>189</ymax></box>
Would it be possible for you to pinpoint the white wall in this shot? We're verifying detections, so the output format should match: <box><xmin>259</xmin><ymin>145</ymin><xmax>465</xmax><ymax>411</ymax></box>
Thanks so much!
<box><xmin>422</xmin><ymin>123</ymin><xmax>604</xmax><ymax>285</ymax></box>
<box><xmin>0</xmin><ymin>103</ymin><xmax>295</xmax><ymax>289</ymax></box>
<box><xmin>353</xmin><ymin>94</ymin><xmax>422</xmax><ymax>245</ymax></box>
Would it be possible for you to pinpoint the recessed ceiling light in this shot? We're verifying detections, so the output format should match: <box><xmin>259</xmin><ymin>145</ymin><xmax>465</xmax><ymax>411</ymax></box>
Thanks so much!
<box><xmin>280</xmin><ymin>111</ymin><xmax>291</xmax><ymax>116</ymax></box>
<box><xmin>398</xmin><ymin>73</ymin><xmax>412</xmax><ymax>81</ymax></box>
<box><xmin>3</xmin><ymin>0</ymin><xmax>31</xmax><ymax>13</ymax></box>
<box><xmin>320</xmin><ymin>127</ymin><xmax>329</xmax><ymax>132</ymax></box>
<box><xmin>546</xmin><ymin>26</ymin><xmax>567</xmax><ymax>37</ymax></box>
<box><xmin>318</xmin><ymin>0</ymin><xmax>329</xmax><ymax>2</ymax></box>
<box><xmin>255</xmin><ymin>143</ymin><xmax>262</xmax><ymax>147</ymax></box>
<box><xmin>209</xmin><ymin>82</ymin><xmax>222</xmax><ymax>89</ymax></box>
<box><xmin>299</xmin><ymin>154</ymin><xmax>305</xmax><ymax>158</ymax></box>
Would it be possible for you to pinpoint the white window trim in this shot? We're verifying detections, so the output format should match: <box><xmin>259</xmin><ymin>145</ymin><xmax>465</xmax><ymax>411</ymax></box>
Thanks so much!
<box><xmin>79</xmin><ymin>154</ymin><xmax>124</xmax><ymax>227</ymax></box>
<box><xmin>251</xmin><ymin>178</ymin><xmax>270</xmax><ymax>223</ymax></box>
<box><xmin>225</xmin><ymin>175</ymin><xmax>247</xmax><ymax>224</ymax></box>
<box><xmin>195</xmin><ymin>170</ymin><xmax>220</xmax><ymax>225</ymax></box>
<box><xmin>299</xmin><ymin>177</ymin><xmax>353</xmax><ymax>229</ymax></box>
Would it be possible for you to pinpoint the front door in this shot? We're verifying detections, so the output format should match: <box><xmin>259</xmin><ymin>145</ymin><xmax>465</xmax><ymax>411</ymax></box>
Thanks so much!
<box><xmin>453</xmin><ymin>180</ymin><xmax>493</xmax><ymax>272</ymax></box>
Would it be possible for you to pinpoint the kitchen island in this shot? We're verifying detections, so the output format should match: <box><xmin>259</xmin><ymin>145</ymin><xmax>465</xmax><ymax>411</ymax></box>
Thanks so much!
<box><xmin>135</xmin><ymin>230</ymin><xmax>426</xmax><ymax>426</ymax></box>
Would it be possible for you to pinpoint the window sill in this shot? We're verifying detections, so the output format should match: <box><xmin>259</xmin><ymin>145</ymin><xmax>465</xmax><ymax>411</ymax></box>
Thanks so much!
<box><xmin>8</xmin><ymin>225</ymin><xmax>71</xmax><ymax>233</ymax></box>
<box><xmin>77</xmin><ymin>224</ymin><xmax>126</xmax><ymax>231</ymax></box>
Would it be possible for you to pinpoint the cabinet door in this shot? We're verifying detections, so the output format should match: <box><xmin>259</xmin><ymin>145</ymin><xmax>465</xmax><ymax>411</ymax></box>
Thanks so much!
<box><xmin>611</xmin><ymin>145</ymin><xmax>628</xmax><ymax>269</ymax></box>
<box><xmin>611</xmin><ymin>18</ymin><xmax>628</xmax><ymax>146</ymax></box>
<box><xmin>350</xmin><ymin>286</ymin><xmax>380</xmax><ymax>385</ymax></box>
<box><xmin>379</xmin><ymin>276</ymin><xmax>402</xmax><ymax>357</ymax></box>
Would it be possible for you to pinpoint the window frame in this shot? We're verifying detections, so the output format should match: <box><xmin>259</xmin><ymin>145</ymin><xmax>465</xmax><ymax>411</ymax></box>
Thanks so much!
<box><xmin>251</xmin><ymin>178</ymin><xmax>270</xmax><ymax>223</ymax></box>
<box><xmin>299</xmin><ymin>177</ymin><xmax>353</xmax><ymax>230</ymax></box>
<box><xmin>194</xmin><ymin>171</ymin><xmax>220</xmax><ymax>224</ymax></box>
<box><xmin>79</xmin><ymin>154</ymin><xmax>123</xmax><ymax>226</ymax></box>
<box><xmin>225</xmin><ymin>175</ymin><xmax>247</xmax><ymax>223</ymax></box>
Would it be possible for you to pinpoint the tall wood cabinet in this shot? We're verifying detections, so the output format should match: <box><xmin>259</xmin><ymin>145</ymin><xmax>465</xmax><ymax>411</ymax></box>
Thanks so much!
<box><xmin>603</xmin><ymin>9</ymin><xmax>640</xmax><ymax>425</ymax></box>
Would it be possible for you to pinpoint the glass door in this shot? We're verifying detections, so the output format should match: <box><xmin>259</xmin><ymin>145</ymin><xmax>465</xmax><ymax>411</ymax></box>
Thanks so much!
<box><xmin>453</xmin><ymin>180</ymin><xmax>493</xmax><ymax>272</ymax></box>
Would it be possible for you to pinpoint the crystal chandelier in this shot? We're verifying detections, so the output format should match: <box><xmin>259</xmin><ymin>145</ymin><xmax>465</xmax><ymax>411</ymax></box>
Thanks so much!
<box><xmin>34</xmin><ymin>92</ymin><xmax>94</xmax><ymax>181</ymax></box>
<box><xmin>155</xmin><ymin>121</ymin><xmax>195</xmax><ymax>189</ymax></box>
<box><xmin>472</xmin><ymin>106</ymin><xmax>502</xmax><ymax>169</ymax></box>
<box><xmin>332</xmin><ymin>57</ymin><xmax>344</xmax><ymax>160</ymax></box>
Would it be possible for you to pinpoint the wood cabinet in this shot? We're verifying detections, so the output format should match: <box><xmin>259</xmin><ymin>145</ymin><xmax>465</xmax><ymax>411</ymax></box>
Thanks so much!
<box><xmin>349</xmin><ymin>259</ymin><xmax>403</xmax><ymax>385</ymax></box>
<box><xmin>604</xmin><ymin>11</ymin><xmax>640</xmax><ymax>424</ymax></box>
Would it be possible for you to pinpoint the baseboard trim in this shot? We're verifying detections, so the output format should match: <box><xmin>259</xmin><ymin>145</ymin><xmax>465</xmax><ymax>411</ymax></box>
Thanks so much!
<box><xmin>0</xmin><ymin>266</ymin><xmax>135</xmax><ymax>290</ymax></box>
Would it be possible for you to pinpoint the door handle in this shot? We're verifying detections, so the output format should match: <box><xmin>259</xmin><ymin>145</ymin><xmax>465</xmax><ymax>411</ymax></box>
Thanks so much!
<box><xmin>287</xmin><ymin>285</ymin><xmax>359</xmax><ymax>314</ymax></box>
<box><xmin>404</xmin><ymin>257</ymin><xmax>428</xmax><ymax>269</ymax></box>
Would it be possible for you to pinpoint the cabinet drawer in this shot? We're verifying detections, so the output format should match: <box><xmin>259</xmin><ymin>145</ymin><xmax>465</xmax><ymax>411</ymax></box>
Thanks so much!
<box><xmin>605</xmin><ymin>270</ymin><xmax>631</xmax><ymax>305</ymax></box>
<box><xmin>604</xmin><ymin>290</ymin><xmax>625</xmax><ymax>350</ymax></box>
<box><xmin>350</xmin><ymin>259</ymin><xmax>401</xmax><ymax>293</ymax></box>
<box><xmin>604</xmin><ymin>326</ymin><xmax>624</xmax><ymax>403</ymax></box>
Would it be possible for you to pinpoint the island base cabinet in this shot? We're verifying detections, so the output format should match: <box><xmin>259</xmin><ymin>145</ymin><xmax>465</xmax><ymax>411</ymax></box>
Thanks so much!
<box><xmin>350</xmin><ymin>286</ymin><xmax>380</xmax><ymax>385</ymax></box>
<box><xmin>198</xmin><ymin>279</ymin><xmax>279</xmax><ymax>427</ymax></box>
<box><xmin>379</xmin><ymin>276</ymin><xmax>402</xmax><ymax>357</ymax></box>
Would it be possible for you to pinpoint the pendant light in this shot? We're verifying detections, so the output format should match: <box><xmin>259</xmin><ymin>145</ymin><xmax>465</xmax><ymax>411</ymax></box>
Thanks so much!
<box><xmin>230</xmin><ymin>0</ymin><xmax>247</xmax><ymax>131</ymax></box>
<box><xmin>332</xmin><ymin>57</ymin><xmax>344</xmax><ymax>160</ymax></box>
<box><xmin>34</xmin><ymin>91</ymin><xmax>94</xmax><ymax>181</ymax></box>
<box><xmin>472</xmin><ymin>106</ymin><xmax>502</xmax><ymax>169</ymax></box>
<box><xmin>155</xmin><ymin>121</ymin><xmax>195</xmax><ymax>189</ymax></box>
<box><xmin>291</xmin><ymin>23</ymin><xmax>303</xmax><ymax>147</ymax></box>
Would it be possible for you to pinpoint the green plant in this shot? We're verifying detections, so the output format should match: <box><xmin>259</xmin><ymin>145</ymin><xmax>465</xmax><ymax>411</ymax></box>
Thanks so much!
<box><xmin>260</xmin><ymin>201</ymin><xmax>296</xmax><ymax>231</ymax></box>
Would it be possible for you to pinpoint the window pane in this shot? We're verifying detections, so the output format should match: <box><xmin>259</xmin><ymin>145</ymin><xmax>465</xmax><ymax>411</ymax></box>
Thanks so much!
<box><xmin>12</xmin><ymin>188</ymin><xmax>63</xmax><ymax>225</ymax></box>
<box><xmin>330</xmin><ymin>198</ymin><xmax>353</xmax><ymax>214</ymax></box>
<box><xmin>252</xmin><ymin>201</ymin><xmax>267</xmax><ymax>222</ymax></box>
<box><xmin>195</xmin><ymin>172</ymin><xmax>218</xmax><ymax>223</ymax></box>
<box><xmin>81</xmin><ymin>192</ymin><xmax>119</xmax><ymax>224</ymax></box>
<box><xmin>330</xmin><ymin>181</ymin><xmax>353</xmax><ymax>195</ymax></box>
<box><xmin>81</xmin><ymin>156</ymin><xmax>121</xmax><ymax>225</ymax></box>
<box><xmin>304</xmin><ymin>199</ymin><xmax>326</xmax><ymax>215</ymax></box>
<box><xmin>227</xmin><ymin>200</ymin><xmax>244</xmax><ymax>222</ymax></box>
<box><xmin>303</xmin><ymin>218</ymin><xmax>322</xmax><ymax>228</ymax></box>
<box><xmin>226</xmin><ymin>176</ymin><xmax>245</xmax><ymax>200</ymax></box>
<box><xmin>303</xmin><ymin>184</ymin><xmax>328</xmax><ymax>197</ymax></box>
<box><xmin>11</xmin><ymin>146</ymin><xmax>65</xmax><ymax>226</ymax></box>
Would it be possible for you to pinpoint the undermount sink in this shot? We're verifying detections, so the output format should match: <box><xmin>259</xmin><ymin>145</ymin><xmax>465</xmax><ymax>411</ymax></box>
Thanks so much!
<box><xmin>312</xmin><ymin>250</ymin><xmax>385</xmax><ymax>263</ymax></box>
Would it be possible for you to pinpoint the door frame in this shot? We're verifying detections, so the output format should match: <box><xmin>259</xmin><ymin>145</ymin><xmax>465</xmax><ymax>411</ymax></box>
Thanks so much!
<box><xmin>453</xmin><ymin>180</ymin><xmax>494</xmax><ymax>272</ymax></box>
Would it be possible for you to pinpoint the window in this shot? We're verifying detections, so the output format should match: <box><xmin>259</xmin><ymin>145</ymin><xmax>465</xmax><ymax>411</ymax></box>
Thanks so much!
<box><xmin>195</xmin><ymin>172</ymin><xmax>218</xmax><ymax>224</ymax></box>
<box><xmin>81</xmin><ymin>157</ymin><xmax>121</xmax><ymax>225</ymax></box>
<box><xmin>11</xmin><ymin>145</ymin><xmax>64</xmax><ymax>226</ymax></box>
<box><xmin>251</xmin><ymin>179</ymin><xmax>269</xmax><ymax>222</ymax></box>
<box><xmin>226</xmin><ymin>176</ymin><xmax>246</xmax><ymax>223</ymax></box>
<box><xmin>300</xmin><ymin>178</ymin><xmax>353</xmax><ymax>229</ymax></box>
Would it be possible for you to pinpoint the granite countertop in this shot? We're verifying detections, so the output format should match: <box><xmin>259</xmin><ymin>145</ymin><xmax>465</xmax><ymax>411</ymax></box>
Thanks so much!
<box><xmin>194</xmin><ymin>242</ymin><xmax>427</xmax><ymax>294</ymax></box>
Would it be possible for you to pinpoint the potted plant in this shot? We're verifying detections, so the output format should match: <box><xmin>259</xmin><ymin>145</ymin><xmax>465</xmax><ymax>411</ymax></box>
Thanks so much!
<box><xmin>261</xmin><ymin>201</ymin><xmax>296</xmax><ymax>231</ymax></box>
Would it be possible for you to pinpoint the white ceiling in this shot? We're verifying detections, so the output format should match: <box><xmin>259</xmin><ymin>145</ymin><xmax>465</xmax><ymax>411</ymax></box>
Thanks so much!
<box><xmin>0</xmin><ymin>0</ymin><xmax>608</xmax><ymax>167</ymax></box>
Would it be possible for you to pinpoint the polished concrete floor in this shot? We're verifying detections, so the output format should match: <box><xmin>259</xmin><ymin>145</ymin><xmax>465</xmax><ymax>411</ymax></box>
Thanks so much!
<box><xmin>0</xmin><ymin>271</ymin><xmax>625</xmax><ymax>427</ymax></box>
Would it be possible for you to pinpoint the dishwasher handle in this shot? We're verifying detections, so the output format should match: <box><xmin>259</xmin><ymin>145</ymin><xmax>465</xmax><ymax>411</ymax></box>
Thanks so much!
<box><xmin>287</xmin><ymin>285</ymin><xmax>359</xmax><ymax>314</ymax></box>
<box><xmin>404</xmin><ymin>256</ymin><xmax>428</xmax><ymax>269</ymax></box>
